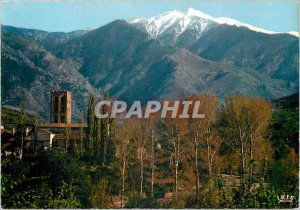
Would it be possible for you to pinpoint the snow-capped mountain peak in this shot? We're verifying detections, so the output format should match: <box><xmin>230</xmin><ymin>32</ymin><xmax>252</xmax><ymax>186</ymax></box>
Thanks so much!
<box><xmin>128</xmin><ymin>8</ymin><xmax>297</xmax><ymax>40</ymax></box>
<box><xmin>186</xmin><ymin>8</ymin><xmax>212</xmax><ymax>19</ymax></box>
<box><xmin>287</xmin><ymin>31</ymin><xmax>299</xmax><ymax>37</ymax></box>
<box><xmin>184</xmin><ymin>8</ymin><xmax>276</xmax><ymax>34</ymax></box>
<box><xmin>128</xmin><ymin>9</ymin><xmax>213</xmax><ymax>39</ymax></box>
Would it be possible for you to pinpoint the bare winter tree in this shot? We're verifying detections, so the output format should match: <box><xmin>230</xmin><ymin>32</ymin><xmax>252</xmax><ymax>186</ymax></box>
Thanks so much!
<box><xmin>243</xmin><ymin>98</ymin><xmax>271</xmax><ymax>183</ymax></box>
<box><xmin>218</xmin><ymin>95</ymin><xmax>271</xmax><ymax>195</ymax></box>
<box><xmin>187</xmin><ymin>94</ymin><xmax>220</xmax><ymax>199</ymax></box>
<box><xmin>115</xmin><ymin>120</ymin><xmax>132</xmax><ymax>208</ymax></box>
<box><xmin>132</xmin><ymin>120</ymin><xmax>148</xmax><ymax>197</ymax></box>
<box><xmin>145</xmin><ymin>116</ymin><xmax>158</xmax><ymax>197</ymax></box>
<box><xmin>157</xmin><ymin>104</ymin><xmax>187</xmax><ymax>201</ymax></box>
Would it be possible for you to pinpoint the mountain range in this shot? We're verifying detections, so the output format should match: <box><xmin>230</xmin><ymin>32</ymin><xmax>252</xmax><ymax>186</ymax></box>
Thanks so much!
<box><xmin>1</xmin><ymin>8</ymin><xmax>299</xmax><ymax>121</ymax></box>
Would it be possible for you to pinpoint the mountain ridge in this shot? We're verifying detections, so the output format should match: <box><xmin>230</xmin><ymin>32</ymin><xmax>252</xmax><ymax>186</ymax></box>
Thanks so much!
<box><xmin>128</xmin><ymin>8</ymin><xmax>299</xmax><ymax>39</ymax></box>
<box><xmin>1</xmin><ymin>10</ymin><xmax>299</xmax><ymax>121</ymax></box>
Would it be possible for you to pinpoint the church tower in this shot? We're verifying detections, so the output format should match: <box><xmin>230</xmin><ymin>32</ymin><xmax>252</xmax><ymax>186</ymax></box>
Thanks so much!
<box><xmin>50</xmin><ymin>90</ymin><xmax>72</xmax><ymax>124</ymax></box>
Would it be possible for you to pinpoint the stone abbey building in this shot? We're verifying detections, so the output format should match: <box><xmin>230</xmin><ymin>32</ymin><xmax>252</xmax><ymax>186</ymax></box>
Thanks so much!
<box><xmin>24</xmin><ymin>90</ymin><xmax>87</xmax><ymax>151</ymax></box>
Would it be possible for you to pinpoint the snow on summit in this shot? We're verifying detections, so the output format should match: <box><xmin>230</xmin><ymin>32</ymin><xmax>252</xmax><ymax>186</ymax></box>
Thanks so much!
<box><xmin>129</xmin><ymin>8</ymin><xmax>297</xmax><ymax>39</ymax></box>
<box><xmin>129</xmin><ymin>8</ymin><xmax>213</xmax><ymax>39</ymax></box>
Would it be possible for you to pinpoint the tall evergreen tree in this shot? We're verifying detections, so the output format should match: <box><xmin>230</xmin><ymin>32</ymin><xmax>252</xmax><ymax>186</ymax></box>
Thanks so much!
<box><xmin>64</xmin><ymin>116</ymin><xmax>71</xmax><ymax>152</ymax></box>
<box><xmin>99</xmin><ymin>94</ymin><xmax>109</xmax><ymax>166</ymax></box>
<box><xmin>34</xmin><ymin>112</ymin><xmax>39</xmax><ymax>155</ymax></box>
<box><xmin>106</xmin><ymin>118</ymin><xmax>116</xmax><ymax>165</ymax></box>
<box><xmin>79</xmin><ymin>110</ymin><xmax>84</xmax><ymax>156</ymax></box>
<box><xmin>86</xmin><ymin>95</ymin><xmax>95</xmax><ymax>152</ymax></box>
<box><xmin>20</xmin><ymin>102</ymin><xmax>27</xmax><ymax>159</ymax></box>
<box><xmin>95</xmin><ymin>106</ymin><xmax>101</xmax><ymax>158</ymax></box>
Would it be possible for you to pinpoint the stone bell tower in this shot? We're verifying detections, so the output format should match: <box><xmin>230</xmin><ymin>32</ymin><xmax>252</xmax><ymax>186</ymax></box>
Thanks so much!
<box><xmin>50</xmin><ymin>90</ymin><xmax>72</xmax><ymax>124</ymax></box>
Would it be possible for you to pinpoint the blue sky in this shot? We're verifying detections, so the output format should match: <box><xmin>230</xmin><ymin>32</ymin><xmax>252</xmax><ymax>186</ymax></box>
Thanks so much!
<box><xmin>2</xmin><ymin>0</ymin><xmax>299</xmax><ymax>33</ymax></box>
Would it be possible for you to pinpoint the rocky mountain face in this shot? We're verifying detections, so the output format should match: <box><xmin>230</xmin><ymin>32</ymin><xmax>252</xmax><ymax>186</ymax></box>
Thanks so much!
<box><xmin>1</xmin><ymin>26</ymin><xmax>96</xmax><ymax>120</ymax></box>
<box><xmin>130</xmin><ymin>8</ymin><xmax>299</xmax><ymax>84</ymax></box>
<box><xmin>1</xmin><ymin>9</ymin><xmax>299</xmax><ymax>121</ymax></box>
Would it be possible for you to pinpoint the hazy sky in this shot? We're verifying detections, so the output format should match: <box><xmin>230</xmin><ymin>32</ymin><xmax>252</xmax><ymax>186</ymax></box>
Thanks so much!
<box><xmin>2</xmin><ymin>0</ymin><xmax>299</xmax><ymax>33</ymax></box>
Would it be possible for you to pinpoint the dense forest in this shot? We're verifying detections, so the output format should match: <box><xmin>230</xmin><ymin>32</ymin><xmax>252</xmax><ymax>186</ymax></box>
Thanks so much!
<box><xmin>1</xmin><ymin>93</ymin><xmax>299</xmax><ymax>208</ymax></box>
